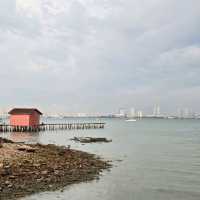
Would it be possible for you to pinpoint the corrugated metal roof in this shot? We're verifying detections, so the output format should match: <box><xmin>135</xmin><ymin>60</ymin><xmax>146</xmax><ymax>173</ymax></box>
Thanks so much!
<box><xmin>8</xmin><ymin>108</ymin><xmax>43</xmax><ymax>115</ymax></box>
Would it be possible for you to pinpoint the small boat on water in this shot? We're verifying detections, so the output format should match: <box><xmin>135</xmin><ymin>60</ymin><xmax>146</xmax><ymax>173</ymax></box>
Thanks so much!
<box><xmin>125</xmin><ymin>119</ymin><xmax>137</xmax><ymax>122</ymax></box>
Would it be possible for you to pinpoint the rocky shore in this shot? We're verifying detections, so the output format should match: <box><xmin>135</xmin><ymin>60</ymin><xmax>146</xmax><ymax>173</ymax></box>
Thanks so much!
<box><xmin>0</xmin><ymin>137</ymin><xmax>111</xmax><ymax>199</ymax></box>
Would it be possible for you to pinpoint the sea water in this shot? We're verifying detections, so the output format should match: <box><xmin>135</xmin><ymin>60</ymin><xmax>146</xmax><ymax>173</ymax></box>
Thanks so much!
<box><xmin>1</xmin><ymin>118</ymin><xmax>200</xmax><ymax>200</ymax></box>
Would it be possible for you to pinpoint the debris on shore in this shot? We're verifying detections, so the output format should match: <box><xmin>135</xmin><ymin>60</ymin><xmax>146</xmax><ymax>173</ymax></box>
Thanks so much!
<box><xmin>71</xmin><ymin>137</ymin><xmax>112</xmax><ymax>143</ymax></box>
<box><xmin>0</xmin><ymin>137</ymin><xmax>111</xmax><ymax>200</ymax></box>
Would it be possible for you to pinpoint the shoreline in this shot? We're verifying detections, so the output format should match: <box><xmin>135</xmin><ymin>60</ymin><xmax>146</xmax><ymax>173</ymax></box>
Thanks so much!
<box><xmin>0</xmin><ymin>138</ymin><xmax>111</xmax><ymax>199</ymax></box>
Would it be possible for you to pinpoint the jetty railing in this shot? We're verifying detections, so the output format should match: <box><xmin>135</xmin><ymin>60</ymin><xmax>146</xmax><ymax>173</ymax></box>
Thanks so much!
<box><xmin>0</xmin><ymin>123</ymin><xmax>105</xmax><ymax>133</ymax></box>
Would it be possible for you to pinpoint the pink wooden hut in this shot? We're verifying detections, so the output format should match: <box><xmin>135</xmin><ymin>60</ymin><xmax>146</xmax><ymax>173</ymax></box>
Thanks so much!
<box><xmin>8</xmin><ymin>108</ymin><xmax>42</xmax><ymax>128</ymax></box>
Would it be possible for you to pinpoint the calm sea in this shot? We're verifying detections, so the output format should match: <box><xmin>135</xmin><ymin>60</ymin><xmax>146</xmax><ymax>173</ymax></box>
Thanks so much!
<box><xmin>1</xmin><ymin>118</ymin><xmax>200</xmax><ymax>200</ymax></box>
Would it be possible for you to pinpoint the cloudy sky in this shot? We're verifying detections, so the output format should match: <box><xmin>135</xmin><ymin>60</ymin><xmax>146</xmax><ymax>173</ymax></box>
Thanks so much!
<box><xmin>0</xmin><ymin>0</ymin><xmax>200</xmax><ymax>114</ymax></box>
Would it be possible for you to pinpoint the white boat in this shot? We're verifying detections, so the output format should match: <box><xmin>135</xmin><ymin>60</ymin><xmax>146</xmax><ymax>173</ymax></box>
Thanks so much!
<box><xmin>126</xmin><ymin>119</ymin><xmax>137</xmax><ymax>122</ymax></box>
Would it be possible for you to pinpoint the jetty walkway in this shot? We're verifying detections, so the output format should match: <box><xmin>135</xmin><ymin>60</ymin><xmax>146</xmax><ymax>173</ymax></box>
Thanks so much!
<box><xmin>0</xmin><ymin>123</ymin><xmax>105</xmax><ymax>132</ymax></box>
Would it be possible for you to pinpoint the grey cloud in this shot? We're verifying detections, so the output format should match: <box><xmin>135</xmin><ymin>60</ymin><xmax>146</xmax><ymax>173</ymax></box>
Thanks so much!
<box><xmin>0</xmin><ymin>0</ymin><xmax>200</xmax><ymax>114</ymax></box>
<box><xmin>0</xmin><ymin>0</ymin><xmax>41</xmax><ymax>37</ymax></box>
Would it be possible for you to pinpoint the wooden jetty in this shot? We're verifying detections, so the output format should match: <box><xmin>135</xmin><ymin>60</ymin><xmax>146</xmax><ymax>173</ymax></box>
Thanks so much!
<box><xmin>0</xmin><ymin>123</ymin><xmax>105</xmax><ymax>133</ymax></box>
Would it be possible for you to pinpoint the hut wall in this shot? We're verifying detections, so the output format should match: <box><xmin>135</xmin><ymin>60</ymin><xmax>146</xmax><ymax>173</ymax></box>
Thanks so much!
<box><xmin>29</xmin><ymin>111</ymin><xmax>40</xmax><ymax>127</ymax></box>
<box><xmin>10</xmin><ymin>114</ymin><xmax>30</xmax><ymax>127</ymax></box>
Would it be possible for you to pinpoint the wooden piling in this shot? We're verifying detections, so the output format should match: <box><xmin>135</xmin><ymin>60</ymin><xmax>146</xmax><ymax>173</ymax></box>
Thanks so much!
<box><xmin>0</xmin><ymin>122</ymin><xmax>105</xmax><ymax>133</ymax></box>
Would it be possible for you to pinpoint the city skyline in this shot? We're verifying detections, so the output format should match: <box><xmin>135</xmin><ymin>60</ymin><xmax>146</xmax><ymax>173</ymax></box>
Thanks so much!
<box><xmin>0</xmin><ymin>105</ymin><xmax>199</xmax><ymax>119</ymax></box>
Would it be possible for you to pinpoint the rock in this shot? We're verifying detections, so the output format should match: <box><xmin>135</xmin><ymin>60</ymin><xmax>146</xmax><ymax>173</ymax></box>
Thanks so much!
<box><xmin>1</xmin><ymin>166</ymin><xmax>12</xmax><ymax>176</ymax></box>
<box><xmin>5</xmin><ymin>181</ymin><xmax>11</xmax><ymax>185</ymax></box>
<box><xmin>58</xmin><ymin>149</ymin><xmax>66</xmax><ymax>156</ymax></box>
<box><xmin>17</xmin><ymin>145</ymin><xmax>37</xmax><ymax>153</ymax></box>
<box><xmin>71</xmin><ymin>137</ymin><xmax>112</xmax><ymax>143</ymax></box>
<box><xmin>54</xmin><ymin>170</ymin><xmax>60</xmax><ymax>175</ymax></box>
<box><xmin>41</xmin><ymin>170</ymin><xmax>48</xmax><ymax>175</ymax></box>
<box><xmin>9</xmin><ymin>176</ymin><xmax>16</xmax><ymax>179</ymax></box>
<box><xmin>33</xmin><ymin>163</ymin><xmax>41</xmax><ymax>168</ymax></box>
<box><xmin>0</xmin><ymin>137</ymin><xmax>14</xmax><ymax>144</ymax></box>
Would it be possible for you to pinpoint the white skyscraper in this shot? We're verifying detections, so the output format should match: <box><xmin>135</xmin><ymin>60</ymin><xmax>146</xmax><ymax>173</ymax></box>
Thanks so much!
<box><xmin>130</xmin><ymin>108</ymin><xmax>136</xmax><ymax>118</ymax></box>
<box><xmin>153</xmin><ymin>105</ymin><xmax>160</xmax><ymax>117</ymax></box>
<box><xmin>137</xmin><ymin>111</ymin><xmax>143</xmax><ymax>118</ymax></box>
<box><xmin>153</xmin><ymin>105</ymin><xmax>157</xmax><ymax>116</ymax></box>
<box><xmin>184</xmin><ymin>108</ymin><xmax>189</xmax><ymax>118</ymax></box>
<box><xmin>177</xmin><ymin>108</ymin><xmax>183</xmax><ymax>118</ymax></box>
<box><xmin>156</xmin><ymin>105</ymin><xmax>160</xmax><ymax>116</ymax></box>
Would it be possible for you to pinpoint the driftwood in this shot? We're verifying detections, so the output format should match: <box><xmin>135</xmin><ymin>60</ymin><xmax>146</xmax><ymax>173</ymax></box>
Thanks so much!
<box><xmin>71</xmin><ymin>137</ymin><xmax>112</xmax><ymax>143</ymax></box>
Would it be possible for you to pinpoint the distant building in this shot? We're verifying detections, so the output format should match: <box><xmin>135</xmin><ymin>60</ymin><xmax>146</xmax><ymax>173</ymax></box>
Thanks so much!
<box><xmin>184</xmin><ymin>108</ymin><xmax>189</xmax><ymax>118</ymax></box>
<box><xmin>177</xmin><ymin>108</ymin><xmax>195</xmax><ymax>119</ymax></box>
<box><xmin>153</xmin><ymin>105</ymin><xmax>160</xmax><ymax>117</ymax></box>
<box><xmin>118</xmin><ymin>108</ymin><xmax>126</xmax><ymax>117</ymax></box>
<box><xmin>9</xmin><ymin>108</ymin><xmax>42</xmax><ymax>128</ymax></box>
<box><xmin>130</xmin><ymin>108</ymin><xmax>136</xmax><ymax>118</ymax></box>
<box><xmin>137</xmin><ymin>111</ymin><xmax>143</xmax><ymax>118</ymax></box>
<box><xmin>77</xmin><ymin>113</ymin><xmax>87</xmax><ymax>117</ymax></box>
<box><xmin>177</xmin><ymin>108</ymin><xmax>183</xmax><ymax>118</ymax></box>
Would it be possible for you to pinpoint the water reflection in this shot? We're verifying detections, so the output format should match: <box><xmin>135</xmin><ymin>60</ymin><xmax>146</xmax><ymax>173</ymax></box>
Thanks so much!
<box><xmin>8</xmin><ymin>132</ymin><xmax>39</xmax><ymax>144</ymax></box>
